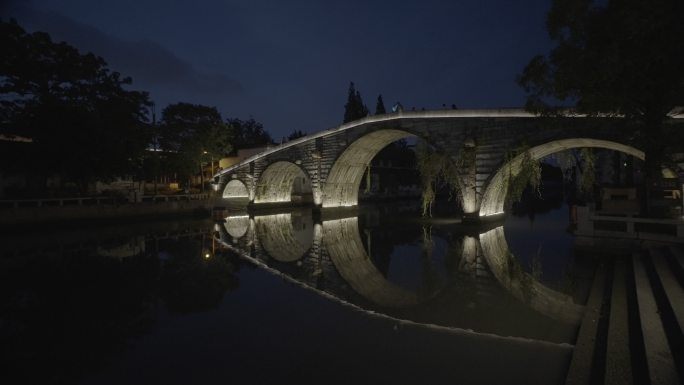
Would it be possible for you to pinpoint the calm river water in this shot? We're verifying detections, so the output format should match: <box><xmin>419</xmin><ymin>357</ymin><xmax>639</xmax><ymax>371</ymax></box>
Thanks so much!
<box><xmin>1</xmin><ymin>197</ymin><xmax>596</xmax><ymax>385</ymax></box>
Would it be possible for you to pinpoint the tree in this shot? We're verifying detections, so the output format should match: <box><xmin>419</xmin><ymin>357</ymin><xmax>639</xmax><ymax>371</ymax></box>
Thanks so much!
<box><xmin>375</xmin><ymin>94</ymin><xmax>386</xmax><ymax>115</ymax></box>
<box><xmin>518</xmin><ymin>0</ymin><xmax>684</xmax><ymax>161</ymax></box>
<box><xmin>343</xmin><ymin>82</ymin><xmax>369</xmax><ymax>123</ymax></box>
<box><xmin>287</xmin><ymin>129</ymin><xmax>306</xmax><ymax>141</ymax></box>
<box><xmin>159</xmin><ymin>103</ymin><xmax>232</xmax><ymax>189</ymax></box>
<box><xmin>226</xmin><ymin>117</ymin><xmax>272</xmax><ymax>150</ymax></box>
<box><xmin>0</xmin><ymin>19</ymin><xmax>152</xmax><ymax>191</ymax></box>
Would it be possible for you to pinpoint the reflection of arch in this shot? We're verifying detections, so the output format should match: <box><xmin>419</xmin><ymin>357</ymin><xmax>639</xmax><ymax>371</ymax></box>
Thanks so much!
<box><xmin>479</xmin><ymin>226</ymin><xmax>584</xmax><ymax>324</ymax></box>
<box><xmin>254</xmin><ymin>161</ymin><xmax>312</xmax><ymax>204</ymax></box>
<box><xmin>255</xmin><ymin>213</ymin><xmax>313</xmax><ymax>262</ymax></box>
<box><xmin>322</xmin><ymin>129</ymin><xmax>415</xmax><ymax>208</ymax></box>
<box><xmin>322</xmin><ymin>217</ymin><xmax>418</xmax><ymax>307</ymax></box>
<box><xmin>223</xmin><ymin>215</ymin><xmax>250</xmax><ymax>239</ymax></box>
<box><xmin>223</xmin><ymin>179</ymin><xmax>249</xmax><ymax>199</ymax></box>
<box><xmin>480</xmin><ymin>138</ymin><xmax>645</xmax><ymax>216</ymax></box>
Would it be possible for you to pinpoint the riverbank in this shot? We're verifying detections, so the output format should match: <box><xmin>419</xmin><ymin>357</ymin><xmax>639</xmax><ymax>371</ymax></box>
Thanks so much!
<box><xmin>0</xmin><ymin>195</ymin><xmax>215</xmax><ymax>229</ymax></box>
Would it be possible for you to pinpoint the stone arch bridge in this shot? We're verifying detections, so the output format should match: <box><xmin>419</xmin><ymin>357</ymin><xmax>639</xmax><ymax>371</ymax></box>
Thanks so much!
<box><xmin>214</xmin><ymin>109</ymin><xmax>679</xmax><ymax>219</ymax></box>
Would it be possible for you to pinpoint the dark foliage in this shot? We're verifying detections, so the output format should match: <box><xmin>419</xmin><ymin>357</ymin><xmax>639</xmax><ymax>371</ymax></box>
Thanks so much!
<box><xmin>343</xmin><ymin>82</ymin><xmax>369</xmax><ymax>123</ymax></box>
<box><xmin>375</xmin><ymin>94</ymin><xmax>386</xmax><ymax>115</ymax></box>
<box><xmin>159</xmin><ymin>102</ymin><xmax>231</xmax><ymax>182</ymax></box>
<box><xmin>0</xmin><ymin>19</ymin><xmax>152</xmax><ymax>187</ymax></box>
<box><xmin>287</xmin><ymin>129</ymin><xmax>306</xmax><ymax>141</ymax></box>
<box><xmin>227</xmin><ymin>117</ymin><xmax>272</xmax><ymax>150</ymax></box>
<box><xmin>518</xmin><ymin>0</ymin><xmax>684</xmax><ymax>156</ymax></box>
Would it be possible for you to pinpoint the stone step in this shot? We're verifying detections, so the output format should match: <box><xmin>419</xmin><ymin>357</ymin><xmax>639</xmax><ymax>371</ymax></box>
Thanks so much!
<box><xmin>633</xmin><ymin>252</ymin><xmax>680</xmax><ymax>385</ymax></box>
<box><xmin>475</xmin><ymin>146</ymin><xmax>504</xmax><ymax>153</ymax></box>
<box><xmin>476</xmin><ymin>143</ymin><xmax>509</xmax><ymax>149</ymax></box>
<box><xmin>604</xmin><ymin>257</ymin><xmax>632</xmax><ymax>385</ymax></box>
<box><xmin>669</xmin><ymin>245</ymin><xmax>684</xmax><ymax>271</ymax></box>
<box><xmin>565</xmin><ymin>261</ymin><xmax>608</xmax><ymax>385</ymax></box>
<box><xmin>475</xmin><ymin>160</ymin><xmax>501</xmax><ymax>168</ymax></box>
<box><xmin>475</xmin><ymin>152</ymin><xmax>505</xmax><ymax>160</ymax></box>
<box><xmin>568</xmin><ymin>251</ymin><xmax>684</xmax><ymax>385</ymax></box>
<box><xmin>649</xmin><ymin>248</ymin><xmax>684</xmax><ymax>353</ymax></box>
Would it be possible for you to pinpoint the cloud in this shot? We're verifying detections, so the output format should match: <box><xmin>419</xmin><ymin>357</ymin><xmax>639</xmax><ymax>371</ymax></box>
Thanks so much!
<box><xmin>3</xmin><ymin>2</ymin><xmax>243</xmax><ymax>96</ymax></box>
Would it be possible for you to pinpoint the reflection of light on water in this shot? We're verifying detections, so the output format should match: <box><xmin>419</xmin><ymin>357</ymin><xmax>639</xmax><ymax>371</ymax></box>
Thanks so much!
<box><xmin>255</xmin><ymin>213</ymin><xmax>313</xmax><ymax>262</ymax></box>
<box><xmin>224</xmin><ymin>215</ymin><xmax>250</xmax><ymax>240</ymax></box>
<box><xmin>479</xmin><ymin>226</ymin><xmax>583</xmax><ymax>324</ymax></box>
<box><xmin>504</xmin><ymin>203</ymin><xmax>574</xmax><ymax>285</ymax></box>
<box><xmin>323</xmin><ymin>217</ymin><xmax>419</xmax><ymax>307</ymax></box>
<box><xmin>380</xmin><ymin>239</ymin><xmax>449</xmax><ymax>294</ymax></box>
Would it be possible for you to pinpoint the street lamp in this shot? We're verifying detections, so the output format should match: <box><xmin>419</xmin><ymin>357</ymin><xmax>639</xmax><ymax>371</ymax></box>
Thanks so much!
<box><xmin>200</xmin><ymin>150</ymin><xmax>216</xmax><ymax>194</ymax></box>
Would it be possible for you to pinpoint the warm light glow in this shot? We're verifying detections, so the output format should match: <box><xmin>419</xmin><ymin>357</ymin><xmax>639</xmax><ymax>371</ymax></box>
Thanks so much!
<box><xmin>204</xmin><ymin>253</ymin><xmax>211</xmax><ymax>259</ymax></box>
<box><xmin>223</xmin><ymin>179</ymin><xmax>249</xmax><ymax>199</ymax></box>
<box><xmin>226</xmin><ymin>214</ymin><xmax>249</xmax><ymax>219</ymax></box>
<box><xmin>253</xmin><ymin>161</ymin><xmax>312</xmax><ymax>204</ymax></box>
<box><xmin>479</xmin><ymin>211</ymin><xmax>504</xmax><ymax>217</ymax></box>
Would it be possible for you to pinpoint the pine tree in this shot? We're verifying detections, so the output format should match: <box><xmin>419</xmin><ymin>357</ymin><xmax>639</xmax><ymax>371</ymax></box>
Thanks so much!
<box><xmin>343</xmin><ymin>82</ymin><xmax>369</xmax><ymax>123</ymax></box>
<box><xmin>375</xmin><ymin>94</ymin><xmax>386</xmax><ymax>115</ymax></box>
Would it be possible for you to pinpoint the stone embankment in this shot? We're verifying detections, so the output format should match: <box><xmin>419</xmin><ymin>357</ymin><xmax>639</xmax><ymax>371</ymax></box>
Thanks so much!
<box><xmin>0</xmin><ymin>194</ymin><xmax>215</xmax><ymax>227</ymax></box>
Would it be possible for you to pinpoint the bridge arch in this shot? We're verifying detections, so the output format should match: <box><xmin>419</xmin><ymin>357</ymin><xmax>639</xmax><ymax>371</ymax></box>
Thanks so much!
<box><xmin>222</xmin><ymin>179</ymin><xmax>250</xmax><ymax>199</ymax></box>
<box><xmin>322</xmin><ymin>129</ymin><xmax>416</xmax><ymax>207</ymax></box>
<box><xmin>322</xmin><ymin>216</ymin><xmax>419</xmax><ymax>307</ymax></box>
<box><xmin>254</xmin><ymin>161</ymin><xmax>313</xmax><ymax>204</ymax></box>
<box><xmin>479</xmin><ymin>138</ymin><xmax>645</xmax><ymax>217</ymax></box>
<box><xmin>255</xmin><ymin>213</ymin><xmax>314</xmax><ymax>262</ymax></box>
<box><xmin>479</xmin><ymin>226</ymin><xmax>584</xmax><ymax>324</ymax></box>
<box><xmin>223</xmin><ymin>214</ymin><xmax>250</xmax><ymax>241</ymax></box>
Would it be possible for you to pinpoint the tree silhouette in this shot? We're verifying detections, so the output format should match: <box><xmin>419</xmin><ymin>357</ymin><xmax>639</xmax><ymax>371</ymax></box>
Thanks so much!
<box><xmin>375</xmin><ymin>94</ymin><xmax>386</xmax><ymax>115</ymax></box>
<box><xmin>159</xmin><ymin>103</ymin><xmax>231</xmax><ymax>186</ymax></box>
<box><xmin>287</xmin><ymin>129</ymin><xmax>306</xmax><ymax>141</ymax></box>
<box><xmin>343</xmin><ymin>82</ymin><xmax>369</xmax><ymax>123</ymax></box>
<box><xmin>227</xmin><ymin>117</ymin><xmax>272</xmax><ymax>150</ymax></box>
<box><xmin>518</xmin><ymin>0</ymin><xmax>684</xmax><ymax>161</ymax></box>
<box><xmin>0</xmin><ymin>19</ymin><xmax>152</xmax><ymax>191</ymax></box>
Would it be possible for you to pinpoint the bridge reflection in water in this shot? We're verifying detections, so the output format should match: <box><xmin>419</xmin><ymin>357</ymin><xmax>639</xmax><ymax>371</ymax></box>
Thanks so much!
<box><xmin>216</xmin><ymin>206</ymin><xmax>586</xmax><ymax>346</ymax></box>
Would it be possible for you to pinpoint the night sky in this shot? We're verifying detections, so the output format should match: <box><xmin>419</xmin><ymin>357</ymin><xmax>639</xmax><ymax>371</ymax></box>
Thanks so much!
<box><xmin>3</xmin><ymin>0</ymin><xmax>553</xmax><ymax>139</ymax></box>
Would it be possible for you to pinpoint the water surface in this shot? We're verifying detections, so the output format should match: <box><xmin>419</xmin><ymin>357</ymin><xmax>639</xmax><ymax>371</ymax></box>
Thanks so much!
<box><xmin>0</xmin><ymin>201</ymin><xmax>591</xmax><ymax>385</ymax></box>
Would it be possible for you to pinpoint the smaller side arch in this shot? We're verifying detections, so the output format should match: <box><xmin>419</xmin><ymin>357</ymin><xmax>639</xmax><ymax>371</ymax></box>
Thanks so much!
<box><xmin>254</xmin><ymin>161</ymin><xmax>313</xmax><ymax>204</ymax></box>
<box><xmin>223</xmin><ymin>179</ymin><xmax>250</xmax><ymax>199</ymax></box>
<box><xmin>479</xmin><ymin>138</ymin><xmax>645</xmax><ymax>217</ymax></box>
<box><xmin>255</xmin><ymin>213</ymin><xmax>314</xmax><ymax>262</ymax></box>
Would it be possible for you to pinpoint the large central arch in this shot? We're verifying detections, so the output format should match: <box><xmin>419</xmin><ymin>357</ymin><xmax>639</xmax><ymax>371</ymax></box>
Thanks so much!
<box><xmin>479</xmin><ymin>226</ymin><xmax>584</xmax><ymax>324</ymax></box>
<box><xmin>479</xmin><ymin>138</ymin><xmax>645</xmax><ymax>217</ymax></box>
<box><xmin>322</xmin><ymin>129</ymin><xmax>415</xmax><ymax>207</ymax></box>
<box><xmin>322</xmin><ymin>216</ymin><xmax>419</xmax><ymax>307</ymax></box>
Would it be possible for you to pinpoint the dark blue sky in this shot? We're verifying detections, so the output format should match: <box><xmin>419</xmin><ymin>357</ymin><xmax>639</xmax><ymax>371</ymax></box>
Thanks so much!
<box><xmin>3</xmin><ymin>0</ymin><xmax>553</xmax><ymax>139</ymax></box>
